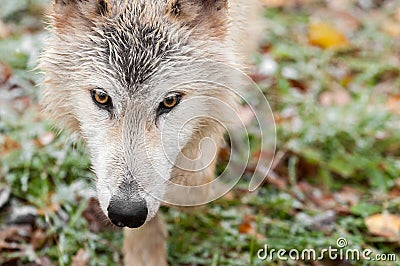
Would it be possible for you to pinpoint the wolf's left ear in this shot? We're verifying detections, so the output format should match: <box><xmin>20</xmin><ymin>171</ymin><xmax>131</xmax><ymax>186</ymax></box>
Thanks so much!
<box><xmin>165</xmin><ymin>0</ymin><xmax>229</xmax><ymax>29</ymax></box>
<box><xmin>51</xmin><ymin>0</ymin><xmax>111</xmax><ymax>31</ymax></box>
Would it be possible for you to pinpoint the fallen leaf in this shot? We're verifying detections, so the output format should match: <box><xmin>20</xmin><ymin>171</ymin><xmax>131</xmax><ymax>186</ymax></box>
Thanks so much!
<box><xmin>238</xmin><ymin>214</ymin><xmax>262</xmax><ymax>238</ymax></box>
<box><xmin>387</xmin><ymin>94</ymin><xmax>400</xmax><ymax>114</ymax></box>
<box><xmin>365</xmin><ymin>214</ymin><xmax>400</xmax><ymax>238</ymax></box>
<box><xmin>0</xmin><ymin>225</ymin><xmax>32</xmax><ymax>251</ymax></box>
<box><xmin>308</xmin><ymin>22</ymin><xmax>349</xmax><ymax>49</ymax></box>
<box><xmin>0</xmin><ymin>136</ymin><xmax>21</xmax><ymax>156</ymax></box>
<box><xmin>238</xmin><ymin>221</ymin><xmax>255</xmax><ymax>234</ymax></box>
<box><xmin>334</xmin><ymin>186</ymin><xmax>360</xmax><ymax>207</ymax></box>
<box><xmin>319</xmin><ymin>89</ymin><xmax>351</xmax><ymax>107</ymax></box>
<box><xmin>0</xmin><ymin>62</ymin><xmax>12</xmax><ymax>85</ymax></box>
<box><xmin>71</xmin><ymin>249</ymin><xmax>90</xmax><ymax>266</ymax></box>
<box><xmin>31</xmin><ymin>229</ymin><xmax>47</xmax><ymax>250</ymax></box>
<box><xmin>37</xmin><ymin>202</ymin><xmax>60</xmax><ymax>216</ymax></box>
<box><xmin>37</xmin><ymin>193</ymin><xmax>60</xmax><ymax>216</ymax></box>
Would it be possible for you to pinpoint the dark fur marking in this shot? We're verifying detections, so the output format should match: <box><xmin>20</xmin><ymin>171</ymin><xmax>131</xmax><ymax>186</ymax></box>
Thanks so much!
<box><xmin>55</xmin><ymin>0</ymin><xmax>87</xmax><ymax>6</ymax></box>
<box><xmin>170</xmin><ymin>1</ymin><xmax>182</xmax><ymax>16</ymax></box>
<box><xmin>97</xmin><ymin>0</ymin><xmax>109</xmax><ymax>16</ymax></box>
<box><xmin>55</xmin><ymin>0</ymin><xmax>109</xmax><ymax>16</ymax></box>
<box><xmin>101</xmin><ymin>22</ymin><xmax>175</xmax><ymax>90</ymax></box>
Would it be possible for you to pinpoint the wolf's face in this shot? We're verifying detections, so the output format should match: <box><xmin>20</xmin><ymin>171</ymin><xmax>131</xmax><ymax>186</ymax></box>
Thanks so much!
<box><xmin>41</xmin><ymin>0</ymin><xmax>238</xmax><ymax>227</ymax></box>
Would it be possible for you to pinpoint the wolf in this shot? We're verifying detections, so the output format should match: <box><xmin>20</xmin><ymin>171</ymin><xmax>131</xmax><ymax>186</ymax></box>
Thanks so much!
<box><xmin>40</xmin><ymin>0</ymin><xmax>263</xmax><ymax>265</ymax></box>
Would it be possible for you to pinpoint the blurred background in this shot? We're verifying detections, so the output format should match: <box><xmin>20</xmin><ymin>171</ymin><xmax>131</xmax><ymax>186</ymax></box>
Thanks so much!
<box><xmin>0</xmin><ymin>0</ymin><xmax>399</xmax><ymax>265</ymax></box>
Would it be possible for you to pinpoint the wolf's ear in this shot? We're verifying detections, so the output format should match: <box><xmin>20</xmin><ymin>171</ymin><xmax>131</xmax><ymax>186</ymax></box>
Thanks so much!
<box><xmin>51</xmin><ymin>0</ymin><xmax>111</xmax><ymax>30</ymax></box>
<box><xmin>165</xmin><ymin>0</ymin><xmax>229</xmax><ymax>29</ymax></box>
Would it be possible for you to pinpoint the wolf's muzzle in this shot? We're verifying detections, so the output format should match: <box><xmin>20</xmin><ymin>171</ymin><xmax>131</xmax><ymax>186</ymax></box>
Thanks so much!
<box><xmin>107</xmin><ymin>196</ymin><xmax>148</xmax><ymax>228</ymax></box>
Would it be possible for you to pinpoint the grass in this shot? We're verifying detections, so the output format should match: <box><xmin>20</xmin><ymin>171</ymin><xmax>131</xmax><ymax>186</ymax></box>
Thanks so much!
<box><xmin>1</xmin><ymin>0</ymin><xmax>400</xmax><ymax>265</ymax></box>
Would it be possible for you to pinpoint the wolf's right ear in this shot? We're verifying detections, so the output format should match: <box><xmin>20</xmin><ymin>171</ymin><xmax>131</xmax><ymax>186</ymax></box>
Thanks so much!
<box><xmin>50</xmin><ymin>0</ymin><xmax>111</xmax><ymax>31</ymax></box>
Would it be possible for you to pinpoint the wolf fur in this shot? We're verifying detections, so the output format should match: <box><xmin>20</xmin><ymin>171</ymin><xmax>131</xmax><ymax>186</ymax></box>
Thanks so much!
<box><xmin>40</xmin><ymin>0</ymin><xmax>263</xmax><ymax>265</ymax></box>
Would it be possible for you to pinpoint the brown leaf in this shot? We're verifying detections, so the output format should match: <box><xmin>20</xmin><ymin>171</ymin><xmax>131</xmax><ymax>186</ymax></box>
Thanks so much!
<box><xmin>0</xmin><ymin>62</ymin><xmax>12</xmax><ymax>85</ymax></box>
<box><xmin>238</xmin><ymin>214</ymin><xmax>256</xmax><ymax>235</ymax></box>
<box><xmin>31</xmin><ymin>229</ymin><xmax>47</xmax><ymax>250</ymax></box>
<box><xmin>365</xmin><ymin>214</ymin><xmax>400</xmax><ymax>238</ymax></box>
<box><xmin>71</xmin><ymin>249</ymin><xmax>90</xmax><ymax>266</ymax></box>
<box><xmin>0</xmin><ymin>225</ymin><xmax>32</xmax><ymax>251</ymax></box>
<box><xmin>37</xmin><ymin>193</ymin><xmax>60</xmax><ymax>216</ymax></box>
<box><xmin>238</xmin><ymin>214</ymin><xmax>265</xmax><ymax>240</ymax></box>
<box><xmin>319</xmin><ymin>89</ymin><xmax>351</xmax><ymax>107</ymax></box>
<box><xmin>0</xmin><ymin>136</ymin><xmax>21</xmax><ymax>156</ymax></box>
<box><xmin>333</xmin><ymin>186</ymin><xmax>360</xmax><ymax>207</ymax></box>
<box><xmin>387</xmin><ymin>94</ymin><xmax>400</xmax><ymax>114</ymax></box>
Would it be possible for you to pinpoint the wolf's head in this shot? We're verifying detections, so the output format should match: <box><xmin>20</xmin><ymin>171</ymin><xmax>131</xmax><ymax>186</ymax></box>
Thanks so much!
<box><xmin>40</xmin><ymin>0</ymin><xmax>246</xmax><ymax>228</ymax></box>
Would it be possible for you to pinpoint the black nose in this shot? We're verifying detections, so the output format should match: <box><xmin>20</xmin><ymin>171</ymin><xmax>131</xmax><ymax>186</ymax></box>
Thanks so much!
<box><xmin>107</xmin><ymin>197</ymin><xmax>148</xmax><ymax>228</ymax></box>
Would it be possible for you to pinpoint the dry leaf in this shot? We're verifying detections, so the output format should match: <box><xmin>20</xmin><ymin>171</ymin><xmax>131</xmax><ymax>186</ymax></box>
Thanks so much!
<box><xmin>387</xmin><ymin>94</ymin><xmax>400</xmax><ymax>114</ymax></box>
<box><xmin>31</xmin><ymin>229</ymin><xmax>46</xmax><ymax>250</ymax></box>
<box><xmin>365</xmin><ymin>214</ymin><xmax>400</xmax><ymax>238</ymax></box>
<box><xmin>334</xmin><ymin>186</ymin><xmax>360</xmax><ymax>206</ymax></box>
<box><xmin>71</xmin><ymin>249</ymin><xmax>90</xmax><ymax>266</ymax></box>
<box><xmin>308</xmin><ymin>22</ymin><xmax>349</xmax><ymax>49</ymax></box>
<box><xmin>0</xmin><ymin>62</ymin><xmax>12</xmax><ymax>85</ymax></box>
<box><xmin>37</xmin><ymin>193</ymin><xmax>60</xmax><ymax>216</ymax></box>
<box><xmin>0</xmin><ymin>136</ymin><xmax>21</xmax><ymax>156</ymax></box>
<box><xmin>319</xmin><ymin>89</ymin><xmax>351</xmax><ymax>107</ymax></box>
<box><xmin>237</xmin><ymin>215</ymin><xmax>266</xmax><ymax>239</ymax></box>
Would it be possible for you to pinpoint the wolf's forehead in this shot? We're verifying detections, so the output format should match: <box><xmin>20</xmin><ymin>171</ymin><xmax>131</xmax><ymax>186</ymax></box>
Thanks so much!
<box><xmin>98</xmin><ymin>2</ymin><xmax>189</xmax><ymax>92</ymax></box>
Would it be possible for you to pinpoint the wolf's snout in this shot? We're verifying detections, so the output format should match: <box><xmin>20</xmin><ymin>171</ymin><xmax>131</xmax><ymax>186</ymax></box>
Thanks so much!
<box><xmin>107</xmin><ymin>196</ymin><xmax>148</xmax><ymax>228</ymax></box>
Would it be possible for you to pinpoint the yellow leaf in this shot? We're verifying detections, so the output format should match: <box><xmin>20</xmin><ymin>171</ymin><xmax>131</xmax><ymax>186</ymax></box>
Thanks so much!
<box><xmin>308</xmin><ymin>22</ymin><xmax>348</xmax><ymax>49</ymax></box>
<box><xmin>365</xmin><ymin>214</ymin><xmax>400</xmax><ymax>238</ymax></box>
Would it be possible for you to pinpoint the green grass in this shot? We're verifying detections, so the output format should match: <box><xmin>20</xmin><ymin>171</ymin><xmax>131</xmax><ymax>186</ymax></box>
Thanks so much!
<box><xmin>1</xmin><ymin>1</ymin><xmax>400</xmax><ymax>265</ymax></box>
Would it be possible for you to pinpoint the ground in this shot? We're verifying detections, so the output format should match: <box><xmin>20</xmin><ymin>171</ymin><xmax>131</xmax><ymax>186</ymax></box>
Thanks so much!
<box><xmin>0</xmin><ymin>0</ymin><xmax>400</xmax><ymax>265</ymax></box>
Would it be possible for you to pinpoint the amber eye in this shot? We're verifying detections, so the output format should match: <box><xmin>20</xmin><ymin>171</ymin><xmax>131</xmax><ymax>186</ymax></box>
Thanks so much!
<box><xmin>91</xmin><ymin>89</ymin><xmax>112</xmax><ymax>110</ymax></box>
<box><xmin>157</xmin><ymin>93</ymin><xmax>182</xmax><ymax>117</ymax></box>
<box><xmin>163</xmin><ymin>95</ymin><xmax>178</xmax><ymax>108</ymax></box>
